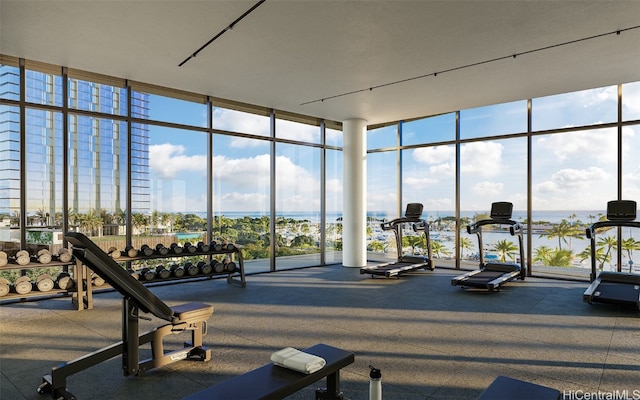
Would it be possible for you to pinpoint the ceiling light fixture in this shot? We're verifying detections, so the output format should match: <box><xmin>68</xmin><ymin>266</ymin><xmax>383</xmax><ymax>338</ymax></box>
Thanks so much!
<box><xmin>179</xmin><ymin>0</ymin><xmax>267</xmax><ymax>67</ymax></box>
<box><xmin>301</xmin><ymin>25</ymin><xmax>640</xmax><ymax>106</ymax></box>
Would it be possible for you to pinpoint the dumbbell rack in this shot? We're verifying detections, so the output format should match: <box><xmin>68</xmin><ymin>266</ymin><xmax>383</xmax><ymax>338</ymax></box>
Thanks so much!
<box><xmin>78</xmin><ymin>244</ymin><xmax>246</xmax><ymax>310</ymax></box>
<box><xmin>0</xmin><ymin>257</ymin><xmax>81</xmax><ymax>308</ymax></box>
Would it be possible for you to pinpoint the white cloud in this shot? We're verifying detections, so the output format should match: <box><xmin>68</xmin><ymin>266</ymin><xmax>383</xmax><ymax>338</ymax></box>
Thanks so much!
<box><xmin>213</xmin><ymin>108</ymin><xmax>270</xmax><ymax>137</ymax></box>
<box><xmin>404</xmin><ymin>176</ymin><xmax>439</xmax><ymax>187</ymax></box>
<box><xmin>460</xmin><ymin>141</ymin><xmax>503</xmax><ymax>177</ymax></box>
<box><xmin>471</xmin><ymin>181</ymin><xmax>504</xmax><ymax>196</ymax></box>
<box><xmin>149</xmin><ymin>143</ymin><xmax>207</xmax><ymax>179</ymax></box>
<box><xmin>535</xmin><ymin>129</ymin><xmax>617</xmax><ymax>164</ymax></box>
<box><xmin>412</xmin><ymin>146</ymin><xmax>454</xmax><ymax>164</ymax></box>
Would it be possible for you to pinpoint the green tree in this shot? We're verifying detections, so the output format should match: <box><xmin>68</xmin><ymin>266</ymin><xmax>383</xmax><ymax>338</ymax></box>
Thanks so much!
<box><xmin>539</xmin><ymin>219</ymin><xmax>583</xmax><ymax>250</ymax></box>
<box><xmin>492</xmin><ymin>239</ymin><xmax>519</xmax><ymax>263</ymax></box>
<box><xmin>459</xmin><ymin>236</ymin><xmax>474</xmax><ymax>259</ymax></box>
<box><xmin>402</xmin><ymin>235</ymin><xmax>425</xmax><ymax>255</ymax></box>
<box><xmin>621</xmin><ymin>237</ymin><xmax>640</xmax><ymax>271</ymax></box>
<box><xmin>430</xmin><ymin>240</ymin><xmax>451</xmax><ymax>258</ymax></box>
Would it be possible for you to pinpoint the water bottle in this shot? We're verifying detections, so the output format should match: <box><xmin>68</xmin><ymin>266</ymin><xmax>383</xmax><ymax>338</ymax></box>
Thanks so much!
<box><xmin>369</xmin><ymin>365</ymin><xmax>382</xmax><ymax>400</ymax></box>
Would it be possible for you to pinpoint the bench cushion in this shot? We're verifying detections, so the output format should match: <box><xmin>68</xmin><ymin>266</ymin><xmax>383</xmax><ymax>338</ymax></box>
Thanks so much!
<box><xmin>182</xmin><ymin>343</ymin><xmax>354</xmax><ymax>400</ymax></box>
<box><xmin>171</xmin><ymin>302</ymin><xmax>214</xmax><ymax>323</ymax></box>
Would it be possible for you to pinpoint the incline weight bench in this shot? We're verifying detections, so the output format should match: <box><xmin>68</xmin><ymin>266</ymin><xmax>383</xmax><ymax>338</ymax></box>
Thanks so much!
<box><xmin>38</xmin><ymin>232</ymin><xmax>214</xmax><ymax>400</ymax></box>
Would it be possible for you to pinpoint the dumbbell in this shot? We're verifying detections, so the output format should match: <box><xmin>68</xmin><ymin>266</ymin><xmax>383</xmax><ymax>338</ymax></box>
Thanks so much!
<box><xmin>36</xmin><ymin>273</ymin><xmax>55</xmax><ymax>292</ymax></box>
<box><xmin>198</xmin><ymin>260</ymin><xmax>212</xmax><ymax>275</ymax></box>
<box><xmin>224</xmin><ymin>242</ymin><xmax>237</xmax><ymax>251</ymax></box>
<box><xmin>197</xmin><ymin>241</ymin><xmax>210</xmax><ymax>252</ymax></box>
<box><xmin>13</xmin><ymin>276</ymin><xmax>32</xmax><ymax>295</ymax></box>
<box><xmin>183</xmin><ymin>242</ymin><xmax>197</xmax><ymax>254</ymax></box>
<box><xmin>224</xmin><ymin>260</ymin><xmax>237</xmax><ymax>273</ymax></box>
<box><xmin>92</xmin><ymin>273</ymin><xmax>105</xmax><ymax>287</ymax></box>
<box><xmin>140</xmin><ymin>244</ymin><xmax>154</xmax><ymax>257</ymax></box>
<box><xmin>58</xmin><ymin>248</ymin><xmax>73</xmax><ymax>263</ymax></box>
<box><xmin>125</xmin><ymin>245</ymin><xmax>138</xmax><ymax>258</ymax></box>
<box><xmin>170</xmin><ymin>243</ymin><xmax>183</xmax><ymax>255</ymax></box>
<box><xmin>56</xmin><ymin>272</ymin><xmax>75</xmax><ymax>290</ymax></box>
<box><xmin>213</xmin><ymin>242</ymin><xmax>223</xmax><ymax>252</ymax></box>
<box><xmin>211</xmin><ymin>259</ymin><xmax>224</xmax><ymax>274</ymax></box>
<box><xmin>170</xmin><ymin>263</ymin><xmax>185</xmax><ymax>278</ymax></box>
<box><xmin>0</xmin><ymin>251</ymin><xmax>7</xmax><ymax>267</ymax></box>
<box><xmin>0</xmin><ymin>278</ymin><xmax>9</xmax><ymax>297</ymax></box>
<box><xmin>140</xmin><ymin>267</ymin><xmax>156</xmax><ymax>281</ymax></box>
<box><xmin>155</xmin><ymin>265</ymin><xmax>171</xmax><ymax>279</ymax></box>
<box><xmin>16</xmin><ymin>250</ymin><xmax>30</xmax><ymax>266</ymax></box>
<box><xmin>37</xmin><ymin>249</ymin><xmax>52</xmax><ymax>264</ymax></box>
<box><xmin>108</xmin><ymin>247</ymin><xmax>122</xmax><ymax>259</ymax></box>
<box><xmin>155</xmin><ymin>244</ymin><xmax>169</xmax><ymax>256</ymax></box>
<box><xmin>126</xmin><ymin>269</ymin><xmax>140</xmax><ymax>281</ymax></box>
<box><xmin>184</xmin><ymin>262</ymin><xmax>199</xmax><ymax>276</ymax></box>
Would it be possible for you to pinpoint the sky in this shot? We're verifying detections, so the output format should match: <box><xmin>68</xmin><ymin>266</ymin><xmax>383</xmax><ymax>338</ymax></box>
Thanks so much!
<box><xmin>144</xmin><ymin>82</ymin><xmax>640</xmax><ymax>215</ymax></box>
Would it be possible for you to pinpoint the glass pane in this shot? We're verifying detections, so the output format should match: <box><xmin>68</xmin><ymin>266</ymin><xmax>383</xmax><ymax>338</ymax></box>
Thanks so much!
<box><xmin>622</xmin><ymin>81</ymin><xmax>640</xmax><ymax>121</ymax></box>
<box><xmin>532</xmin><ymin>86</ymin><xmax>617</xmax><ymax>131</ymax></box>
<box><xmin>0</xmin><ymin>105</ymin><xmax>20</xmax><ymax>251</ymax></box>
<box><xmin>368</xmin><ymin>125</ymin><xmax>397</xmax><ymax>150</ymax></box>
<box><xmin>276</xmin><ymin>117</ymin><xmax>320</xmax><ymax>143</ymax></box>
<box><xmin>133</xmin><ymin>91</ymin><xmax>206</xmax><ymax>127</ymax></box>
<box><xmin>68</xmin><ymin>78</ymin><xmax>126</xmax><ymax>116</ymax></box>
<box><xmin>367</xmin><ymin>150</ymin><xmax>398</xmax><ymax>262</ymax></box>
<box><xmin>326</xmin><ymin>126</ymin><xmax>342</xmax><ymax>148</ymax></box>
<box><xmin>402</xmin><ymin>144</ymin><xmax>456</xmax><ymax>267</ymax></box>
<box><xmin>213</xmin><ymin>134</ymin><xmax>270</xmax><ymax>274</ymax></box>
<box><xmin>532</xmin><ymin>128</ymin><xmax>617</xmax><ymax>278</ymax></box>
<box><xmin>622</xmin><ymin>124</ymin><xmax>640</xmax><ymax>208</ymax></box>
<box><xmin>26</xmin><ymin>69</ymin><xmax>63</xmax><ymax>106</ymax></box>
<box><xmin>0</xmin><ymin>64</ymin><xmax>20</xmax><ymax>101</ymax></box>
<box><xmin>460</xmin><ymin>137</ymin><xmax>527</xmax><ymax>269</ymax></box>
<box><xmin>621</xmin><ymin>125</ymin><xmax>640</xmax><ymax>273</ymax></box>
<box><xmin>460</xmin><ymin>100</ymin><xmax>527</xmax><ymax>139</ymax></box>
<box><xmin>275</xmin><ymin>143</ymin><xmax>321</xmax><ymax>268</ymax></box>
<box><xmin>26</xmin><ymin>108</ymin><xmax>63</xmax><ymax>222</ymax></box>
<box><xmin>213</xmin><ymin>106</ymin><xmax>270</xmax><ymax>137</ymax></box>
<box><xmin>68</xmin><ymin>115</ymin><xmax>128</xmax><ymax>246</ymax></box>
<box><xmin>325</xmin><ymin>148</ymin><xmax>342</xmax><ymax>264</ymax></box>
<box><xmin>402</xmin><ymin>113</ymin><xmax>455</xmax><ymax>145</ymax></box>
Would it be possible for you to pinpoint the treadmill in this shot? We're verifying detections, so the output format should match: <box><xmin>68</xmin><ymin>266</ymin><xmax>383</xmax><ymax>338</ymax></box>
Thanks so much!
<box><xmin>451</xmin><ymin>202</ymin><xmax>525</xmax><ymax>291</ymax></box>
<box><xmin>583</xmin><ymin>200</ymin><xmax>640</xmax><ymax>310</ymax></box>
<box><xmin>360</xmin><ymin>203</ymin><xmax>433</xmax><ymax>278</ymax></box>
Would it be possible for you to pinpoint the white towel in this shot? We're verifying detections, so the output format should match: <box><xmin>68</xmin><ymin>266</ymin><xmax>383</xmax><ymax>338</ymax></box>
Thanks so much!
<box><xmin>270</xmin><ymin>347</ymin><xmax>326</xmax><ymax>374</ymax></box>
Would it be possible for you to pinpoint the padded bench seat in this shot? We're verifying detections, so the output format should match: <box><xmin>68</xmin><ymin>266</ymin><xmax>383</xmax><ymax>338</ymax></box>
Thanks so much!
<box><xmin>182</xmin><ymin>343</ymin><xmax>354</xmax><ymax>400</ymax></box>
<box><xmin>172</xmin><ymin>302</ymin><xmax>215</xmax><ymax>323</ymax></box>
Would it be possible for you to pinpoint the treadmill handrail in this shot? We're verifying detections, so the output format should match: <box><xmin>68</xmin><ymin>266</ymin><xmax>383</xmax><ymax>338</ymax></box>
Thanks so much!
<box><xmin>381</xmin><ymin>216</ymin><xmax>426</xmax><ymax>230</ymax></box>
<box><xmin>65</xmin><ymin>232</ymin><xmax>176</xmax><ymax>322</ymax></box>
<box><xmin>585</xmin><ymin>220</ymin><xmax>640</xmax><ymax>239</ymax></box>
<box><xmin>467</xmin><ymin>219</ymin><xmax>521</xmax><ymax>235</ymax></box>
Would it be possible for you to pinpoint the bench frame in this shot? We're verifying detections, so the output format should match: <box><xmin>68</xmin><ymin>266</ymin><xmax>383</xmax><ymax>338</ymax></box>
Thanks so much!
<box><xmin>38</xmin><ymin>232</ymin><xmax>213</xmax><ymax>400</ymax></box>
<box><xmin>182</xmin><ymin>343</ymin><xmax>355</xmax><ymax>400</ymax></box>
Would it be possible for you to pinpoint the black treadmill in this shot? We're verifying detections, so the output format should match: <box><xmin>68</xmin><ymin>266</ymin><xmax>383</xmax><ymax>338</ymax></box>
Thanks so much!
<box><xmin>451</xmin><ymin>202</ymin><xmax>525</xmax><ymax>291</ymax></box>
<box><xmin>583</xmin><ymin>200</ymin><xmax>640</xmax><ymax>310</ymax></box>
<box><xmin>360</xmin><ymin>203</ymin><xmax>433</xmax><ymax>278</ymax></box>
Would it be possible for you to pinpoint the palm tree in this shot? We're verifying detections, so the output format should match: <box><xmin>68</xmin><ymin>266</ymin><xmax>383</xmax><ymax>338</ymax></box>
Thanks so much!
<box><xmin>368</xmin><ymin>241</ymin><xmax>386</xmax><ymax>253</ymax></box>
<box><xmin>402</xmin><ymin>235</ymin><xmax>425</xmax><ymax>255</ymax></box>
<box><xmin>534</xmin><ymin>245</ymin><xmax>573</xmax><ymax>267</ymax></box>
<box><xmin>459</xmin><ymin>237</ymin><xmax>474</xmax><ymax>259</ymax></box>
<box><xmin>492</xmin><ymin>239</ymin><xmax>519</xmax><ymax>263</ymax></box>
<box><xmin>539</xmin><ymin>219</ymin><xmax>583</xmax><ymax>250</ymax></box>
<box><xmin>579</xmin><ymin>244</ymin><xmax>610</xmax><ymax>271</ymax></box>
<box><xmin>596</xmin><ymin>235</ymin><xmax>618</xmax><ymax>271</ymax></box>
<box><xmin>430</xmin><ymin>241</ymin><xmax>451</xmax><ymax>259</ymax></box>
<box><xmin>621</xmin><ymin>237</ymin><xmax>640</xmax><ymax>271</ymax></box>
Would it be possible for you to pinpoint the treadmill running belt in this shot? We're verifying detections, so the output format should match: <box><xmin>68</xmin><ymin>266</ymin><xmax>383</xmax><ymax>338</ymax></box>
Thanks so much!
<box><xmin>592</xmin><ymin>281</ymin><xmax>640</xmax><ymax>304</ymax></box>
<box><xmin>461</xmin><ymin>270</ymin><xmax>505</xmax><ymax>286</ymax></box>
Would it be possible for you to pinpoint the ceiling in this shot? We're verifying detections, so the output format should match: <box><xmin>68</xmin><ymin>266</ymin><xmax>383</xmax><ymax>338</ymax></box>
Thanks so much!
<box><xmin>2</xmin><ymin>0</ymin><xmax>640</xmax><ymax>126</ymax></box>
